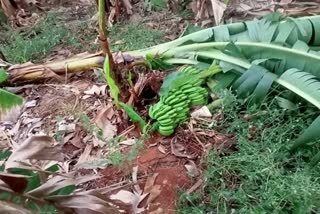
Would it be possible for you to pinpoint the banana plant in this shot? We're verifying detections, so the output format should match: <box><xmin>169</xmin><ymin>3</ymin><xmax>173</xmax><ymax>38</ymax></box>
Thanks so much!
<box><xmin>0</xmin><ymin>68</ymin><xmax>23</xmax><ymax>114</ymax></box>
<box><xmin>126</xmin><ymin>13</ymin><xmax>320</xmax><ymax>154</ymax></box>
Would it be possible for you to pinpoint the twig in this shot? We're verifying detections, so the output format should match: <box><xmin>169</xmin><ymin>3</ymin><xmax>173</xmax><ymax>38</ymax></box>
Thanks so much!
<box><xmin>187</xmin><ymin>178</ymin><xmax>203</xmax><ymax>194</ymax></box>
<box><xmin>188</xmin><ymin>123</ymin><xmax>207</xmax><ymax>154</ymax></box>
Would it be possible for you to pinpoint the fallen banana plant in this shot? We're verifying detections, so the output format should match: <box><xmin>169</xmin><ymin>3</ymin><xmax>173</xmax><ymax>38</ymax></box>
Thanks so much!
<box><xmin>125</xmin><ymin>13</ymin><xmax>320</xmax><ymax>154</ymax></box>
<box><xmin>5</xmin><ymin>52</ymin><xmax>105</xmax><ymax>83</ymax></box>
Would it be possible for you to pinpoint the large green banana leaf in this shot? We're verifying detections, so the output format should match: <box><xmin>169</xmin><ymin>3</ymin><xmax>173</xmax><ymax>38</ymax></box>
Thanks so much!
<box><xmin>128</xmin><ymin>14</ymin><xmax>320</xmax><ymax>56</ymax></box>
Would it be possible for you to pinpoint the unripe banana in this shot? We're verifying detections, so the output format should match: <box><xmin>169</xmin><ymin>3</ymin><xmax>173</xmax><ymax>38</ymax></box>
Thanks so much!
<box><xmin>159</xmin><ymin>128</ymin><xmax>174</xmax><ymax>136</ymax></box>
<box><xmin>158</xmin><ymin>118</ymin><xmax>175</xmax><ymax>126</ymax></box>
<box><xmin>159</xmin><ymin>124</ymin><xmax>175</xmax><ymax>131</ymax></box>
<box><xmin>198</xmin><ymin>87</ymin><xmax>208</xmax><ymax>95</ymax></box>
<box><xmin>190</xmin><ymin>97</ymin><xmax>207</xmax><ymax>106</ymax></box>
<box><xmin>172</xmin><ymin>101</ymin><xmax>189</xmax><ymax>109</ymax></box>
<box><xmin>149</xmin><ymin>105</ymin><xmax>156</xmax><ymax>119</ymax></box>
<box><xmin>165</xmin><ymin>108</ymin><xmax>177</xmax><ymax>116</ymax></box>
<box><xmin>176</xmin><ymin>115</ymin><xmax>189</xmax><ymax>122</ymax></box>
<box><xmin>179</xmin><ymin>83</ymin><xmax>194</xmax><ymax>91</ymax></box>
<box><xmin>191</xmin><ymin>78</ymin><xmax>204</xmax><ymax>86</ymax></box>
<box><xmin>168</xmin><ymin>95</ymin><xmax>188</xmax><ymax>105</ymax></box>
<box><xmin>180</xmin><ymin>66</ymin><xmax>201</xmax><ymax>74</ymax></box>
<box><xmin>157</xmin><ymin>113</ymin><xmax>172</xmax><ymax>121</ymax></box>
<box><xmin>183</xmin><ymin>87</ymin><xmax>201</xmax><ymax>94</ymax></box>
<box><xmin>163</xmin><ymin>90</ymin><xmax>185</xmax><ymax>104</ymax></box>
<box><xmin>148</xmin><ymin>66</ymin><xmax>214</xmax><ymax>136</ymax></box>
<box><xmin>188</xmin><ymin>93</ymin><xmax>204</xmax><ymax>101</ymax></box>
<box><xmin>154</xmin><ymin>105</ymin><xmax>172</xmax><ymax>118</ymax></box>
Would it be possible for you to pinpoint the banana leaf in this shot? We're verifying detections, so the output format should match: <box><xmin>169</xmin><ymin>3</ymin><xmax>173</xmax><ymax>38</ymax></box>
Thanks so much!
<box><xmin>128</xmin><ymin>14</ymin><xmax>320</xmax><ymax>57</ymax></box>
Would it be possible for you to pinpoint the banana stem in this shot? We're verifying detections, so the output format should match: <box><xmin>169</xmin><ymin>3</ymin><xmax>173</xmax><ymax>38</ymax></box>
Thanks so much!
<box><xmin>98</xmin><ymin>0</ymin><xmax>116</xmax><ymax>75</ymax></box>
<box><xmin>207</xmin><ymin>99</ymin><xmax>224</xmax><ymax>111</ymax></box>
<box><xmin>7</xmin><ymin>52</ymin><xmax>105</xmax><ymax>83</ymax></box>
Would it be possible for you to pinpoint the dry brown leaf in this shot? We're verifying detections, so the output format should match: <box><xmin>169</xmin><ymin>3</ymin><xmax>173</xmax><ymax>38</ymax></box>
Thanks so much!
<box><xmin>143</xmin><ymin>173</ymin><xmax>159</xmax><ymax>193</ymax></box>
<box><xmin>27</xmin><ymin>175</ymin><xmax>74</xmax><ymax>197</ymax></box>
<box><xmin>157</xmin><ymin>144</ymin><xmax>167</xmax><ymax>154</ymax></box>
<box><xmin>0</xmin><ymin>0</ymin><xmax>17</xmax><ymax>19</ymax></box>
<box><xmin>28</xmin><ymin>174</ymin><xmax>101</xmax><ymax>198</ymax></box>
<box><xmin>63</xmin><ymin>133</ymin><xmax>75</xmax><ymax>145</ymax></box>
<box><xmin>132</xmin><ymin>191</ymin><xmax>148</xmax><ymax>214</ymax></box>
<box><xmin>5</xmin><ymin>135</ymin><xmax>63</xmax><ymax>171</ymax></box>
<box><xmin>0</xmin><ymin>201</ymin><xmax>34</xmax><ymax>214</ymax></box>
<box><xmin>58</xmin><ymin>122</ymin><xmax>76</xmax><ymax>134</ymax></box>
<box><xmin>187</xmin><ymin>178</ymin><xmax>203</xmax><ymax>194</ymax></box>
<box><xmin>75</xmin><ymin>144</ymin><xmax>107</xmax><ymax>169</ymax></box>
<box><xmin>74</xmin><ymin>159</ymin><xmax>109</xmax><ymax>169</ymax></box>
<box><xmin>48</xmin><ymin>191</ymin><xmax>120</xmax><ymax>214</ymax></box>
<box><xmin>24</xmin><ymin>100</ymin><xmax>37</xmax><ymax>108</ymax></box>
<box><xmin>110</xmin><ymin>190</ymin><xmax>136</xmax><ymax>204</ymax></box>
<box><xmin>149</xmin><ymin>208</ymin><xmax>164</xmax><ymax>214</ymax></box>
<box><xmin>170</xmin><ymin>138</ymin><xmax>197</xmax><ymax>159</ymax></box>
<box><xmin>132</xmin><ymin>166</ymin><xmax>141</xmax><ymax>194</ymax></box>
<box><xmin>94</xmin><ymin>106</ymin><xmax>117</xmax><ymax>141</ymax></box>
<box><xmin>191</xmin><ymin>106</ymin><xmax>212</xmax><ymax>118</ymax></box>
<box><xmin>0</xmin><ymin>106</ymin><xmax>22</xmax><ymax>123</ymax></box>
<box><xmin>209</xmin><ymin>0</ymin><xmax>226</xmax><ymax>25</ymax></box>
<box><xmin>280</xmin><ymin>0</ymin><xmax>292</xmax><ymax>4</ymax></box>
<box><xmin>146</xmin><ymin>185</ymin><xmax>161</xmax><ymax>204</ymax></box>
<box><xmin>119</xmin><ymin>138</ymin><xmax>136</xmax><ymax>146</ymax></box>
<box><xmin>84</xmin><ymin>85</ymin><xmax>101</xmax><ymax>95</ymax></box>
<box><xmin>84</xmin><ymin>85</ymin><xmax>108</xmax><ymax>96</ymax></box>
<box><xmin>184</xmin><ymin>160</ymin><xmax>200</xmax><ymax>177</ymax></box>
<box><xmin>76</xmin><ymin>144</ymin><xmax>93</xmax><ymax>165</ymax></box>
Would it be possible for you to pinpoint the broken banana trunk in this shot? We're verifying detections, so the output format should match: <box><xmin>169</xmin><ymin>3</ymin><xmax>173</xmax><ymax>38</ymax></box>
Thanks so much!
<box><xmin>6</xmin><ymin>52</ymin><xmax>105</xmax><ymax>83</ymax></box>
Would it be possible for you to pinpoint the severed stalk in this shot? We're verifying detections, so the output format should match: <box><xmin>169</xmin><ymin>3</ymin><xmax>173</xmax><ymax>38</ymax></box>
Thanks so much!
<box><xmin>98</xmin><ymin>0</ymin><xmax>120</xmax><ymax>85</ymax></box>
<box><xmin>6</xmin><ymin>52</ymin><xmax>105</xmax><ymax>83</ymax></box>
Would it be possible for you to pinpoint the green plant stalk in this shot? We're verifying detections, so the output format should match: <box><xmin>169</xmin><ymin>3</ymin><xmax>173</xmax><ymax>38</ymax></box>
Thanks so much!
<box><xmin>127</xmin><ymin>22</ymin><xmax>245</xmax><ymax>56</ymax></box>
<box><xmin>207</xmin><ymin>98</ymin><xmax>224</xmax><ymax>111</ymax></box>
<box><xmin>164</xmin><ymin>42</ymin><xmax>320</xmax><ymax>65</ymax></box>
<box><xmin>104</xmin><ymin>56</ymin><xmax>120</xmax><ymax>107</ymax></box>
<box><xmin>98</xmin><ymin>0</ymin><xmax>115</xmax><ymax>73</ymax></box>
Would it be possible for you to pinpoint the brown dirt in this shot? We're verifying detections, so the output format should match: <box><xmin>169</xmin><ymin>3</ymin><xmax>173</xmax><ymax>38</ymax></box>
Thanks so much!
<box><xmin>99</xmin><ymin>144</ymin><xmax>193</xmax><ymax>214</ymax></box>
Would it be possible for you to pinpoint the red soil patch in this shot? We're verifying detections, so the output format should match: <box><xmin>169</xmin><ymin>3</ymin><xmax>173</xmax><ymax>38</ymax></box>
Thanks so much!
<box><xmin>98</xmin><ymin>135</ymin><xmax>194</xmax><ymax>213</ymax></box>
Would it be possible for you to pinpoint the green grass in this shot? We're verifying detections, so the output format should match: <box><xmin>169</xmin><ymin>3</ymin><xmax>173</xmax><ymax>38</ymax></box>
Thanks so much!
<box><xmin>178</xmin><ymin>91</ymin><xmax>320</xmax><ymax>213</ymax></box>
<box><xmin>109</xmin><ymin>23</ymin><xmax>164</xmax><ymax>52</ymax></box>
<box><xmin>0</xmin><ymin>13</ymin><xmax>88</xmax><ymax>64</ymax></box>
<box><xmin>0</xmin><ymin>12</ymin><xmax>163</xmax><ymax>63</ymax></box>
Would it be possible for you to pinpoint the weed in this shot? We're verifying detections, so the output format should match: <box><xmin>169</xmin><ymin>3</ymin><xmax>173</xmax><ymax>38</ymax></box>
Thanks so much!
<box><xmin>178</xmin><ymin>92</ymin><xmax>320</xmax><ymax>213</ymax></box>
<box><xmin>78</xmin><ymin>113</ymin><xmax>104</xmax><ymax>140</ymax></box>
<box><xmin>109</xmin><ymin>23</ymin><xmax>164</xmax><ymax>52</ymax></box>
<box><xmin>144</xmin><ymin>0</ymin><xmax>167</xmax><ymax>11</ymax></box>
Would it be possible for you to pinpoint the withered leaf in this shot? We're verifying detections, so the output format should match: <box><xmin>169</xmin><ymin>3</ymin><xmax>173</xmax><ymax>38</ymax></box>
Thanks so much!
<box><xmin>5</xmin><ymin>136</ymin><xmax>63</xmax><ymax>171</ymax></box>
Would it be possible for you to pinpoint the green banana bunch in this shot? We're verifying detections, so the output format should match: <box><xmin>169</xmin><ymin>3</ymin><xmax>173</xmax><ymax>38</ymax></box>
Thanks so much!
<box><xmin>148</xmin><ymin>66</ymin><xmax>210</xmax><ymax>136</ymax></box>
